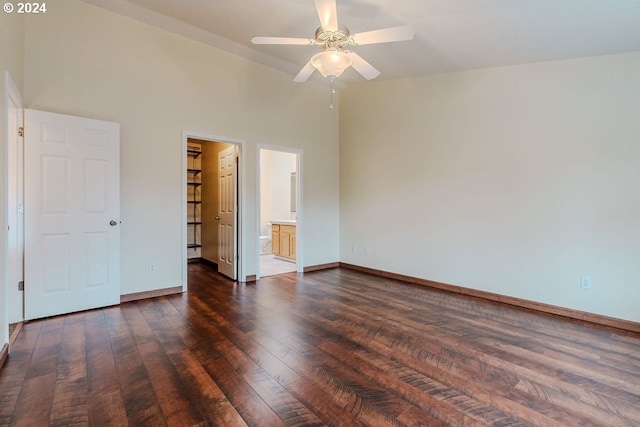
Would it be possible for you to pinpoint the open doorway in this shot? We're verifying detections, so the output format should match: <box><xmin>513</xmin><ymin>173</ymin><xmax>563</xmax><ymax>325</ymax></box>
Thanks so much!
<box><xmin>183</xmin><ymin>133</ymin><xmax>245</xmax><ymax>288</ymax></box>
<box><xmin>258</xmin><ymin>147</ymin><xmax>301</xmax><ymax>277</ymax></box>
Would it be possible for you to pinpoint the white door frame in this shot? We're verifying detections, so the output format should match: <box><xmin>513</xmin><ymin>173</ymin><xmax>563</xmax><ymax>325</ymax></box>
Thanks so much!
<box><xmin>181</xmin><ymin>131</ymin><xmax>246</xmax><ymax>288</ymax></box>
<box><xmin>256</xmin><ymin>144</ymin><xmax>303</xmax><ymax>280</ymax></box>
<box><xmin>5</xmin><ymin>72</ymin><xmax>25</xmax><ymax>329</ymax></box>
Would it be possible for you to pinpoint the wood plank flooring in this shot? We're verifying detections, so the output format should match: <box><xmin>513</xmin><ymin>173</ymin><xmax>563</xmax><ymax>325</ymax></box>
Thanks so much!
<box><xmin>1</xmin><ymin>263</ymin><xmax>639</xmax><ymax>426</ymax></box>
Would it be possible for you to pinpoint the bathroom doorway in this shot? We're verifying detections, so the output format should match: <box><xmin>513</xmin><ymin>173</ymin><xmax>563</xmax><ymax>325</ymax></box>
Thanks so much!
<box><xmin>258</xmin><ymin>147</ymin><xmax>301</xmax><ymax>278</ymax></box>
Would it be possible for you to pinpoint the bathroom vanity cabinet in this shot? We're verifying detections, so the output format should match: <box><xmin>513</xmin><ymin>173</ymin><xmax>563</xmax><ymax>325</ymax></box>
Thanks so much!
<box><xmin>271</xmin><ymin>222</ymin><xmax>296</xmax><ymax>261</ymax></box>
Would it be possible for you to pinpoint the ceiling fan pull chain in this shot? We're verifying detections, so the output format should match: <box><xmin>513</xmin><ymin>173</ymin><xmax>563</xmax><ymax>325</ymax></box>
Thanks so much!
<box><xmin>329</xmin><ymin>76</ymin><xmax>335</xmax><ymax>109</ymax></box>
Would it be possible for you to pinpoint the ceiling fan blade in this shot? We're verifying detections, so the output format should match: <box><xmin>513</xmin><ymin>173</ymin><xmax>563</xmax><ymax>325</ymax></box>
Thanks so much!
<box><xmin>351</xmin><ymin>25</ymin><xmax>415</xmax><ymax>45</ymax></box>
<box><xmin>314</xmin><ymin>0</ymin><xmax>338</xmax><ymax>31</ymax></box>
<box><xmin>293</xmin><ymin>60</ymin><xmax>316</xmax><ymax>83</ymax></box>
<box><xmin>350</xmin><ymin>52</ymin><xmax>380</xmax><ymax>80</ymax></box>
<box><xmin>251</xmin><ymin>36</ymin><xmax>315</xmax><ymax>45</ymax></box>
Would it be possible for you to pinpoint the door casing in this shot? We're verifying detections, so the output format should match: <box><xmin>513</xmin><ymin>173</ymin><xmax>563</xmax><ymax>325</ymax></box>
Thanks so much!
<box><xmin>181</xmin><ymin>131</ymin><xmax>246</xmax><ymax>287</ymax></box>
<box><xmin>5</xmin><ymin>72</ymin><xmax>25</xmax><ymax>327</ymax></box>
<box><xmin>256</xmin><ymin>144</ymin><xmax>303</xmax><ymax>280</ymax></box>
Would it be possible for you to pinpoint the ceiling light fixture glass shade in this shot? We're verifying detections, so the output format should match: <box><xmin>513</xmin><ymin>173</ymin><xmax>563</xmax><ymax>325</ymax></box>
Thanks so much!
<box><xmin>310</xmin><ymin>49</ymin><xmax>352</xmax><ymax>79</ymax></box>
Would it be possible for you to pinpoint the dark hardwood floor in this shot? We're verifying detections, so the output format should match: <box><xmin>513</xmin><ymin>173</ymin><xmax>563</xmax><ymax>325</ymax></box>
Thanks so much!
<box><xmin>1</xmin><ymin>263</ymin><xmax>639</xmax><ymax>426</ymax></box>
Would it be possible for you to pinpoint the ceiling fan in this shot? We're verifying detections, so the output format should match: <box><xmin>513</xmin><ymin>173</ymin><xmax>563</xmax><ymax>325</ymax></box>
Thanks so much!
<box><xmin>251</xmin><ymin>0</ymin><xmax>415</xmax><ymax>83</ymax></box>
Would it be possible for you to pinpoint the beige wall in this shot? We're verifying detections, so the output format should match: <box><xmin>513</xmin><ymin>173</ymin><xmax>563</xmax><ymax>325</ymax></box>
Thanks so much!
<box><xmin>340</xmin><ymin>52</ymin><xmax>640</xmax><ymax>323</ymax></box>
<box><xmin>1</xmin><ymin>12</ymin><xmax>24</xmax><ymax>345</ymax></box>
<box><xmin>23</xmin><ymin>1</ymin><xmax>340</xmax><ymax>293</ymax></box>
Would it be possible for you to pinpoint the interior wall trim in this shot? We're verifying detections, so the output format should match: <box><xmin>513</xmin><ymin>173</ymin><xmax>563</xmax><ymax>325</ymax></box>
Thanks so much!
<box><xmin>304</xmin><ymin>262</ymin><xmax>340</xmax><ymax>273</ymax></box>
<box><xmin>0</xmin><ymin>344</ymin><xmax>8</xmax><ymax>370</ymax></box>
<box><xmin>340</xmin><ymin>263</ymin><xmax>640</xmax><ymax>334</ymax></box>
<box><xmin>9</xmin><ymin>322</ymin><xmax>23</xmax><ymax>349</ymax></box>
<box><xmin>198</xmin><ymin>258</ymin><xmax>218</xmax><ymax>269</ymax></box>
<box><xmin>120</xmin><ymin>286</ymin><xmax>183</xmax><ymax>303</ymax></box>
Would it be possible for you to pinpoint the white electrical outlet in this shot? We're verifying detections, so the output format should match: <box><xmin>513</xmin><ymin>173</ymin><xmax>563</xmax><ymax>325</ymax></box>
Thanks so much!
<box><xmin>363</xmin><ymin>247</ymin><xmax>370</xmax><ymax>256</ymax></box>
<box><xmin>580</xmin><ymin>275</ymin><xmax>592</xmax><ymax>290</ymax></box>
<box><xmin>149</xmin><ymin>263</ymin><xmax>156</xmax><ymax>273</ymax></box>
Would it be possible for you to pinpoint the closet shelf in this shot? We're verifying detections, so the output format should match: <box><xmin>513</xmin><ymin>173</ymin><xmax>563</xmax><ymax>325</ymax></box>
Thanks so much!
<box><xmin>187</xmin><ymin>146</ymin><xmax>202</xmax><ymax>252</ymax></box>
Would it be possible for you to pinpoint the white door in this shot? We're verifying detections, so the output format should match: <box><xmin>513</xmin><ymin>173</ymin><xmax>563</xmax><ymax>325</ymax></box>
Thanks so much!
<box><xmin>217</xmin><ymin>145</ymin><xmax>237</xmax><ymax>279</ymax></box>
<box><xmin>24</xmin><ymin>109</ymin><xmax>120</xmax><ymax>320</ymax></box>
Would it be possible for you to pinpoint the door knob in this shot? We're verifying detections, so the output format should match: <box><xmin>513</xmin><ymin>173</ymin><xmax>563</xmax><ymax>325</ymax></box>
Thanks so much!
<box><xmin>215</xmin><ymin>216</ymin><xmax>221</xmax><ymax>221</ymax></box>
<box><xmin>109</xmin><ymin>220</ymin><xmax>118</xmax><ymax>226</ymax></box>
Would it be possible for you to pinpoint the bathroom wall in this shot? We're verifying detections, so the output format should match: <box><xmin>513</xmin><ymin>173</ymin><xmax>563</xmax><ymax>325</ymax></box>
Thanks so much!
<box><xmin>260</xmin><ymin>149</ymin><xmax>297</xmax><ymax>236</ymax></box>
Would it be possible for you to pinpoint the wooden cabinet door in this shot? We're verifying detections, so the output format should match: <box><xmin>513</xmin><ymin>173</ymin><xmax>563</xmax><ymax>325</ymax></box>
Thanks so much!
<box><xmin>280</xmin><ymin>227</ymin><xmax>291</xmax><ymax>258</ymax></box>
<box><xmin>271</xmin><ymin>224</ymin><xmax>296</xmax><ymax>260</ymax></box>
<box><xmin>271</xmin><ymin>224</ymin><xmax>280</xmax><ymax>256</ymax></box>
<box><xmin>290</xmin><ymin>228</ymin><xmax>296</xmax><ymax>259</ymax></box>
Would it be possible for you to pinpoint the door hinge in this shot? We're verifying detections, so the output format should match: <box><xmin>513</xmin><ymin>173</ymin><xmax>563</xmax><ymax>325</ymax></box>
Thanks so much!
<box><xmin>18</xmin><ymin>281</ymin><xmax>24</xmax><ymax>291</ymax></box>
<box><xmin>18</xmin><ymin>127</ymin><xmax>24</xmax><ymax>137</ymax></box>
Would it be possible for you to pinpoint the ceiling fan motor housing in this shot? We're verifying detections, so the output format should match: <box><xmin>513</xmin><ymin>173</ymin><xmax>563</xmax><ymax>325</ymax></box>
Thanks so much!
<box><xmin>315</xmin><ymin>25</ymin><xmax>351</xmax><ymax>50</ymax></box>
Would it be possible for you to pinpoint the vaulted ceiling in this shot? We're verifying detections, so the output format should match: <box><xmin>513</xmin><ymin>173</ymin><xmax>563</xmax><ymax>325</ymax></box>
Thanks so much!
<box><xmin>86</xmin><ymin>0</ymin><xmax>640</xmax><ymax>84</ymax></box>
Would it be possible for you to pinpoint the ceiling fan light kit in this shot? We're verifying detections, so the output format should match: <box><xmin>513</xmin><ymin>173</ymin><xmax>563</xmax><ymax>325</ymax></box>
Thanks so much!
<box><xmin>310</xmin><ymin>49</ymin><xmax>353</xmax><ymax>79</ymax></box>
<box><xmin>251</xmin><ymin>0</ymin><xmax>414</xmax><ymax>106</ymax></box>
